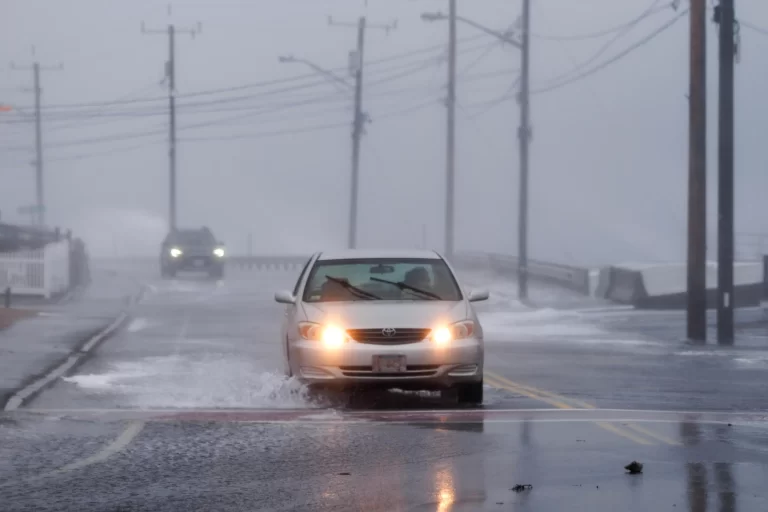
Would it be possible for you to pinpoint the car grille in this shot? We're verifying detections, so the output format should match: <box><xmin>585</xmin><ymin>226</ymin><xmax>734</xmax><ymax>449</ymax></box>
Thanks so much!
<box><xmin>346</xmin><ymin>328</ymin><xmax>431</xmax><ymax>345</ymax></box>
<box><xmin>339</xmin><ymin>365</ymin><xmax>440</xmax><ymax>377</ymax></box>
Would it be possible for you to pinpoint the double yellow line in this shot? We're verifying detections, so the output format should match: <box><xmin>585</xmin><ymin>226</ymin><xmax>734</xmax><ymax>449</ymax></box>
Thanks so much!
<box><xmin>485</xmin><ymin>371</ymin><xmax>680</xmax><ymax>446</ymax></box>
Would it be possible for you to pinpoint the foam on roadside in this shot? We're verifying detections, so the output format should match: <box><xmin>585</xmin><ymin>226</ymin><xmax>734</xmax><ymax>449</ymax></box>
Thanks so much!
<box><xmin>62</xmin><ymin>355</ymin><xmax>319</xmax><ymax>409</ymax></box>
<box><xmin>479</xmin><ymin>308</ymin><xmax>662</xmax><ymax>347</ymax></box>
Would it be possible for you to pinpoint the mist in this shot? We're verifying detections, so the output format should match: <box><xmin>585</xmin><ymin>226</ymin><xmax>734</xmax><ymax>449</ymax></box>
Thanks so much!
<box><xmin>2</xmin><ymin>0</ymin><xmax>768</xmax><ymax>265</ymax></box>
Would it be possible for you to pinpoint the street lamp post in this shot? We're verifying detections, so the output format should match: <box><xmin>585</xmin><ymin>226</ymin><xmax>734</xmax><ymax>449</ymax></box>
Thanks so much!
<box><xmin>421</xmin><ymin>6</ymin><xmax>530</xmax><ymax>300</ymax></box>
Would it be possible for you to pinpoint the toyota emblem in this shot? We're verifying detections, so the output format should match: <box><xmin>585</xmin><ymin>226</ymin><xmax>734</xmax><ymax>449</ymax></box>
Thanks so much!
<box><xmin>381</xmin><ymin>328</ymin><xmax>397</xmax><ymax>337</ymax></box>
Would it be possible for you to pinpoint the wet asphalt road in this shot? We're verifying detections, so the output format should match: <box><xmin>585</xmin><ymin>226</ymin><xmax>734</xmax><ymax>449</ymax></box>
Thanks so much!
<box><xmin>1</xmin><ymin>262</ymin><xmax>768</xmax><ymax>511</ymax></box>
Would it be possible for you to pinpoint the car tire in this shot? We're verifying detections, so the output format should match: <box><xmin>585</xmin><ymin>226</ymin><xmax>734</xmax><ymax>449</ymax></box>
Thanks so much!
<box><xmin>209</xmin><ymin>267</ymin><xmax>224</xmax><ymax>280</ymax></box>
<box><xmin>161</xmin><ymin>267</ymin><xmax>175</xmax><ymax>279</ymax></box>
<box><xmin>456</xmin><ymin>381</ymin><xmax>483</xmax><ymax>406</ymax></box>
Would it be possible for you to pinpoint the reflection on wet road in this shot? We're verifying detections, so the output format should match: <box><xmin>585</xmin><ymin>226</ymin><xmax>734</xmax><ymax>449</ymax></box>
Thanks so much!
<box><xmin>1</xmin><ymin>263</ymin><xmax>767</xmax><ymax>510</ymax></box>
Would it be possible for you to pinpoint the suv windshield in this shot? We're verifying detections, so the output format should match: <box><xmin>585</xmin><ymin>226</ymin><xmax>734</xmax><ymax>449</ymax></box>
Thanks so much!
<box><xmin>302</xmin><ymin>258</ymin><xmax>462</xmax><ymax>302</ymax></box>
<box><xmin>166</xmin><ymin>229</ymin><xmax>215</xmax><ymax>247</ymax></box>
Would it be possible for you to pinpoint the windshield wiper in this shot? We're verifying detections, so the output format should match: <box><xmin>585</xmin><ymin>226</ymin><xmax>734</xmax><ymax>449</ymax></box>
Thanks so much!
<box><xmin>369</xmin><ymin>277</ymin><xmax>442</xmax><ymax>300</ymax></box>
<box><xmin>325</xmin><ymin>275</ymin><xmax>381</xmax><ymax>300</ymax></box>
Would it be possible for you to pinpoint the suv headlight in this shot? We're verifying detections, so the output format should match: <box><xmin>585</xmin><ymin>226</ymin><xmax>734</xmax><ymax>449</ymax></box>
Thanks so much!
<box><xmin>213</xmin><ymin>247</ymin><xmax>225</xmax><ymax>258</ymax></box>
<box><xmin>298</xmin><ymin>322</ymin><xmax>349</xmax><ymax>348</ymax></box>
<box><xmin>430</xmin><ymin>320</ymin><xmax>476</xmax><ymax>346</ymax></box>
<box><xmin>169</xmin><ymin>247</ymin><xmax>183</xmax><ymax>258</ymax></box>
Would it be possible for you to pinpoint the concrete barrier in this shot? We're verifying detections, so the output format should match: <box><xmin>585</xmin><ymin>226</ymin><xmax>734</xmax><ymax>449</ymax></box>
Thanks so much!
<box><xmin>227</xmin><ymin>255</ymin><xmax>309</xmax><ymax>272</ymax></box>
<box><xmin>451</xmin><ymin>252</ymin><xmax>591</xmax><ymax>295</ymax></box>
<box><xmin>595</xmin><ymin>261</ymin><xmax>764</xmax><ymax>309</ymax></box>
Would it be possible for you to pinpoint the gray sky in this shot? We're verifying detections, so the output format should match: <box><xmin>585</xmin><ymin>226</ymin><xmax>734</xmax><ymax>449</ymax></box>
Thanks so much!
<box><xmin>2</xmin><ymin>0</ymin><xmax>768</xmax><ymax>265</ymax></box>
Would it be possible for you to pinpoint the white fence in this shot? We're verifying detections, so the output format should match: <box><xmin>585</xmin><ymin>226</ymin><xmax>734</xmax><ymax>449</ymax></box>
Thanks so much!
<box><xmin>0</xmin><ymin>240</ymin><xmax>70</xmax><ymax>298</ymax></box>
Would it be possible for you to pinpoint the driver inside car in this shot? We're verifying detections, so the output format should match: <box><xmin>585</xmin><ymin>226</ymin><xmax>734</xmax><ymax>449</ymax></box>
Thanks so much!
<box><xmin>403</xmin><ymin>266</ymin><xmax>432</xmax><ymax>296</ymax></box>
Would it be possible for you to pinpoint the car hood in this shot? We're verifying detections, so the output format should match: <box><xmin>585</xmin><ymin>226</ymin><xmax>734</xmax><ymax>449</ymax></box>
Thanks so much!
<box><xmin>301</xmin><ymin>300</ymin><xmax>468</xmax><ymax>329</ymax></box>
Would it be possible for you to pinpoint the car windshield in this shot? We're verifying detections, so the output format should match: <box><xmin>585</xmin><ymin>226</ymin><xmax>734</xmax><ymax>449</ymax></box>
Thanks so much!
<box><xmin>302</xmin><ymin>258</ymin><xmax>462</xmax><ymax>302</ymax></box>
<box><xmin>167</xmin><ymin>229</ymin><xmax>215</xmax><ymax>246</ymax></box>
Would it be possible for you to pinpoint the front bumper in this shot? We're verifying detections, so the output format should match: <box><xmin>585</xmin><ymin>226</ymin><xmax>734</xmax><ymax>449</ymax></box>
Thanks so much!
<box><xmin>289</xmin><ymin>338</ymin><xmax>483</xmax><ymax>390</ymax></box>
<box><xmin>165</xmin><ymin>255</ymin><xmax>224</xmax><ymax>271</ymax></box>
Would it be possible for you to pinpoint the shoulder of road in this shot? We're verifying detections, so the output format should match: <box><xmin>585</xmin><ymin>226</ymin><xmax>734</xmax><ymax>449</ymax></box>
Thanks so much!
<box><xmin>0</xmin><ymin>263</ymin><xmax>145</xmax><ymax>410</ymax></box>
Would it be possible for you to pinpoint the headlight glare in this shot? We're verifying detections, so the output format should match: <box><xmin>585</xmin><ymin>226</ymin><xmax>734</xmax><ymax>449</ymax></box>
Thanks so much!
<box><xmin>298</xmin><ymin>322</ymin><xmax>348</xmax><ymax>348</ymax></box>
<box><xmin>431</xmin><ymin>320</ymin><xmax>475</xmax><ymax>345</ymax></box>
<box><xmin>169</xmin><ymin>247</ymin><xmax>182</xmax><ymax>258</ymax></box>
<box><xmin>320</xmin><ymin>325</ymin><xmax>347</xmax><ymax>348</ymax></box>
<box><xmin>213</xmin><ymin>247</ymin><xmax>225</xmax><ymax>258</ymax></box>
<box><xmin>431</xmin><ymin>326</ymin><xmax>452</xmax><ymax>346</ymax></box>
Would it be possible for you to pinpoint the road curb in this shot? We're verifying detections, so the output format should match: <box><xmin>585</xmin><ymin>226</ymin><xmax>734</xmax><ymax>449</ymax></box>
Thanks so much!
<box><xmin>2</xmin><ymin>286</ymin><xmax>146</xmax><ymax>412</ymax></box>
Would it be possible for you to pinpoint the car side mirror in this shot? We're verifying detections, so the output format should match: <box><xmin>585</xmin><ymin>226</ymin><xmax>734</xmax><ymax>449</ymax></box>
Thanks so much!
<box><xmin>274</xmin><ymin>290</ymin><xmax>296</xmax><ymax>304</ymax></box>
<box><xmin>468</xmin><ymin>289</ymin><xmax>489</xmax><ymax>302</ymax></box>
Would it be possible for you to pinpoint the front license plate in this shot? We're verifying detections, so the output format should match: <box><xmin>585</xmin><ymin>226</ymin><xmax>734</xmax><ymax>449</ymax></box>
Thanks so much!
<box><xmin>194</xmin><ymin>259</ymin><xmax>205</xmax><ymax>267</ymax></box>
<box><xmin>373</xmin><ymin>355</ymin><xmax>406</xmax><ymax>373</ymax></box>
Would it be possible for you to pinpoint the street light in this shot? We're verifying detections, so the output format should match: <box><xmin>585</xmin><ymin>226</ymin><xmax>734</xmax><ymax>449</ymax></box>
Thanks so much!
<box><xmin>277</xmin><ymin>55</ymin><xmax>352</xmax><ymax>92</ymax></box>
<box><xmin>421</xmin><ymin>12</ymin><xmax>521</xmax><ymax>48</ymax></box>
<box><xmin>421</xmin><ymin>4</ymin><xmax>531</xmax><ymax>300</ymax></box>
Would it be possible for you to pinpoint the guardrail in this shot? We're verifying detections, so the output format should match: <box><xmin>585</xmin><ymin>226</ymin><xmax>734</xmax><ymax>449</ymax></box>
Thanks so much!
<box><xmin>594</xmin><ymin>261</ymin><xmax>765</xmax><ymax>309</ymax></box>
<box><xmin>227</xmin><ymin>255</ymin><xmax>309</xmax><ymax>272</ymax></box>
<box><xmin>451</xmin><ymin>252</ymin><xmax>591</xmax><ymax>295</ymax></box>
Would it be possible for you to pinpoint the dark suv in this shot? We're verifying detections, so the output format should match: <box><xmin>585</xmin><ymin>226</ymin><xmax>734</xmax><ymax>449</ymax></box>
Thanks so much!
<box><xmin>160</xmin><ymin>227</ymin><xmax>225</xmax><ymax>279</ymax></box>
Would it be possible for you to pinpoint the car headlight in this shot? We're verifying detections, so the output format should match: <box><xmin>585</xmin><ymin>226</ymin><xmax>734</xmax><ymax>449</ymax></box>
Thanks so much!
<box><xmin>298</xmin><ymin>322</ymin><xmax>349</xmax><ymax>348</ymax></box>
<box><xmin>430</xmin><ymin>320</ymin><xmax>476</xmax><ymax>346</ymax></box>
<box><xmin>169</xmin><ymin>247</ymin><xmax>183</xmax><ymax>258</ymax></box>
<box><xmin>213</xmin><ymin>247</ymin><xmax>225</xmax><ymax>258</ymax></box>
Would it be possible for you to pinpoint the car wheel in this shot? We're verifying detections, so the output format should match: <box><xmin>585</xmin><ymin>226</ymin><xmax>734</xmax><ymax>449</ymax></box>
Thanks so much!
<box><xmin>456</xmin><ymin>381</ymin><xmax>483</xmax><ymax>406</ymax></box>
<box><xmin>209</xmin><ymin>267</ymin><xmax>224</xmax><ymax>279</ymax></box>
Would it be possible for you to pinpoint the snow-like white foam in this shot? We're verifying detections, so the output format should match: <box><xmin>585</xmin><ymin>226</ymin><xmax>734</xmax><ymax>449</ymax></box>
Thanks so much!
<box><xmin>126</xmin><ymin>317</ymin><xmax>151</xmax><ymax>333</ymax></box>
<box><xmin>63</xmin><ymin>355</ymin><xmax>318</xmax><ymax>409</ymax></box>
<box><xmin>479</xmin><ymin>309</ymin><xmax>660</xmax><ymax>347</ymax></box>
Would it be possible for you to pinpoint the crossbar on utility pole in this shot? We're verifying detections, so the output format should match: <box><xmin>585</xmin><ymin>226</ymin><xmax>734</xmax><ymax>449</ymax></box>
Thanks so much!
<box><xmin>142</xmin><ymin>20</ymin><xmax>201</xmax><ymax>233</ymax></box>
<box><xmin>10</xmin><ymin>59</ymin><xmax>63</xmax><ymax>227</ymax></box>
<box><xmin>714</xmin><ymin>1</ymin><xmax>736</xmax><ymax>345</ymax></box>
<box><xmin>687</xmin><ymin>0</ymin><xmax>708</xmax><ymax>342</ymax></box>
<box><xmin>329</xmin><ymin>15</ymin><xmax>397</xmax><ymax>249</ymax></box>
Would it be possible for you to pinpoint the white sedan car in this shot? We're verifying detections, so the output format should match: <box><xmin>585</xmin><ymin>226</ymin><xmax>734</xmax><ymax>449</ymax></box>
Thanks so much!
<box><xmin>274</xmin><ymin>249</ymin><xmax>489</xmax><ymax>405</ymax></box>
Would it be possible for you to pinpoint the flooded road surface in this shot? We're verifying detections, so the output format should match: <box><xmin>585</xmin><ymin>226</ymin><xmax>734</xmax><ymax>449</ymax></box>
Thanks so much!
<box><xmin>2</xmin><ymin>261</ymin><xmax>767</xmax><ymax>511</ymax></box>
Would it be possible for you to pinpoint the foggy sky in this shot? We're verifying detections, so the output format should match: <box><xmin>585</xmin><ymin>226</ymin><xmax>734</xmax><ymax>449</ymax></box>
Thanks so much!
<box><xmin>2</xmin><ymin>0</ymin><xmax>768</xmax><ymax>266</ymax></box>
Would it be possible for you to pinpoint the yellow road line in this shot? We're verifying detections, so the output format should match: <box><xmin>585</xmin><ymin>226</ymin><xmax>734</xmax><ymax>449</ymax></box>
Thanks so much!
<box><xmin>624</xmin><ymin>422</ymin><xmax>682</xmax><ymax>446</ymax></box>
<box><xmin>486</xmin><ymin>375</ymin><xmax>573</xmax><ymax>409</ymax></box>
<box><xmin>486</xmin><ymin>371</ymin><xmax>665</xmax><ymax>446</ymax></box>
<box><xmin>595</xmin><ymin>421</ymin><xmax>654</xmax><ymax>445</ymax></box>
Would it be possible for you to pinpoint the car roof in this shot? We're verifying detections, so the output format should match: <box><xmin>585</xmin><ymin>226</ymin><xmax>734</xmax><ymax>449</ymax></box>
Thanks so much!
<box><xmin>316</xmin><ymin>249</ymin><xmax>442</xmax><ymax>261</ymax></box>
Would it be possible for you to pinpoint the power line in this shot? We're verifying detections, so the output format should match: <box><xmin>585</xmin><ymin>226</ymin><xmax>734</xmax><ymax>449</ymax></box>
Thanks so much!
<box><xmin>465</xmin><ymin>8</ymin><xmax>687</xmax><ymax>114</ymax></box>
<box><xmin>531</xmin><ymin>0</ymin><xmax>670</xmax><ymax>41</ymax></box>
<box><xmin>531</xmin><ymin>9</ymin><xmax>687</xmax><ymax>94</ymax></box>
<box><xmin>0</xmin><ymin>66</ymin><xmax>523</xmax><ymax>152</ymax></box>
<box><xmin>1</xmin><ymin>45</ymin><xmax>500</xmax><ymax>142</ymax></box>
<box><xmin>11</xmin><ymin>34</ymin><xmax>494</xmax><ymax>114</ymax></box>
<box><xmin>741</xmin><ymin>21</ymin><xmax>768</xmax><ymax>37</ymax></box>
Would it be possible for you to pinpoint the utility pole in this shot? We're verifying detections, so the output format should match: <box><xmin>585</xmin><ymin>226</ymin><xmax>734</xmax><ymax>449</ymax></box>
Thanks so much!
<box><xmin>517</xmin><ymin>0</ymin><xmax>532</xmax><ymax>301</ymax></box>
<box><xmin>687</xmin><ymin>0</ymin><xmax>707</xmax><ymax>342</ymax></box>
<box><xmin>10</xmin><ymin>57</ymin><xmax>63</xmax><ymax>226</ymax></box>
<box><xmin>445</xmin><ymin>0</ymin><xmax>457</xmax><ymax>260</ymax></box>
<box><xmin>714</xmin><ymin>0</ymin><xmax>736</xmax><ymax>344</ymax></box>
<box><xmin>420</xmin><ymin>9</ymin><xmax>521</xmax><ymax>268</ymax></box>
<box><xmin>329</xmin><ymin>16</ymin><xmax>397</xmax><ymax>249</ymax></box>
<box><xmin>142</xmin><ymin>20</ymin><xmax>201</xmax><ymax>232</ymax></box>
